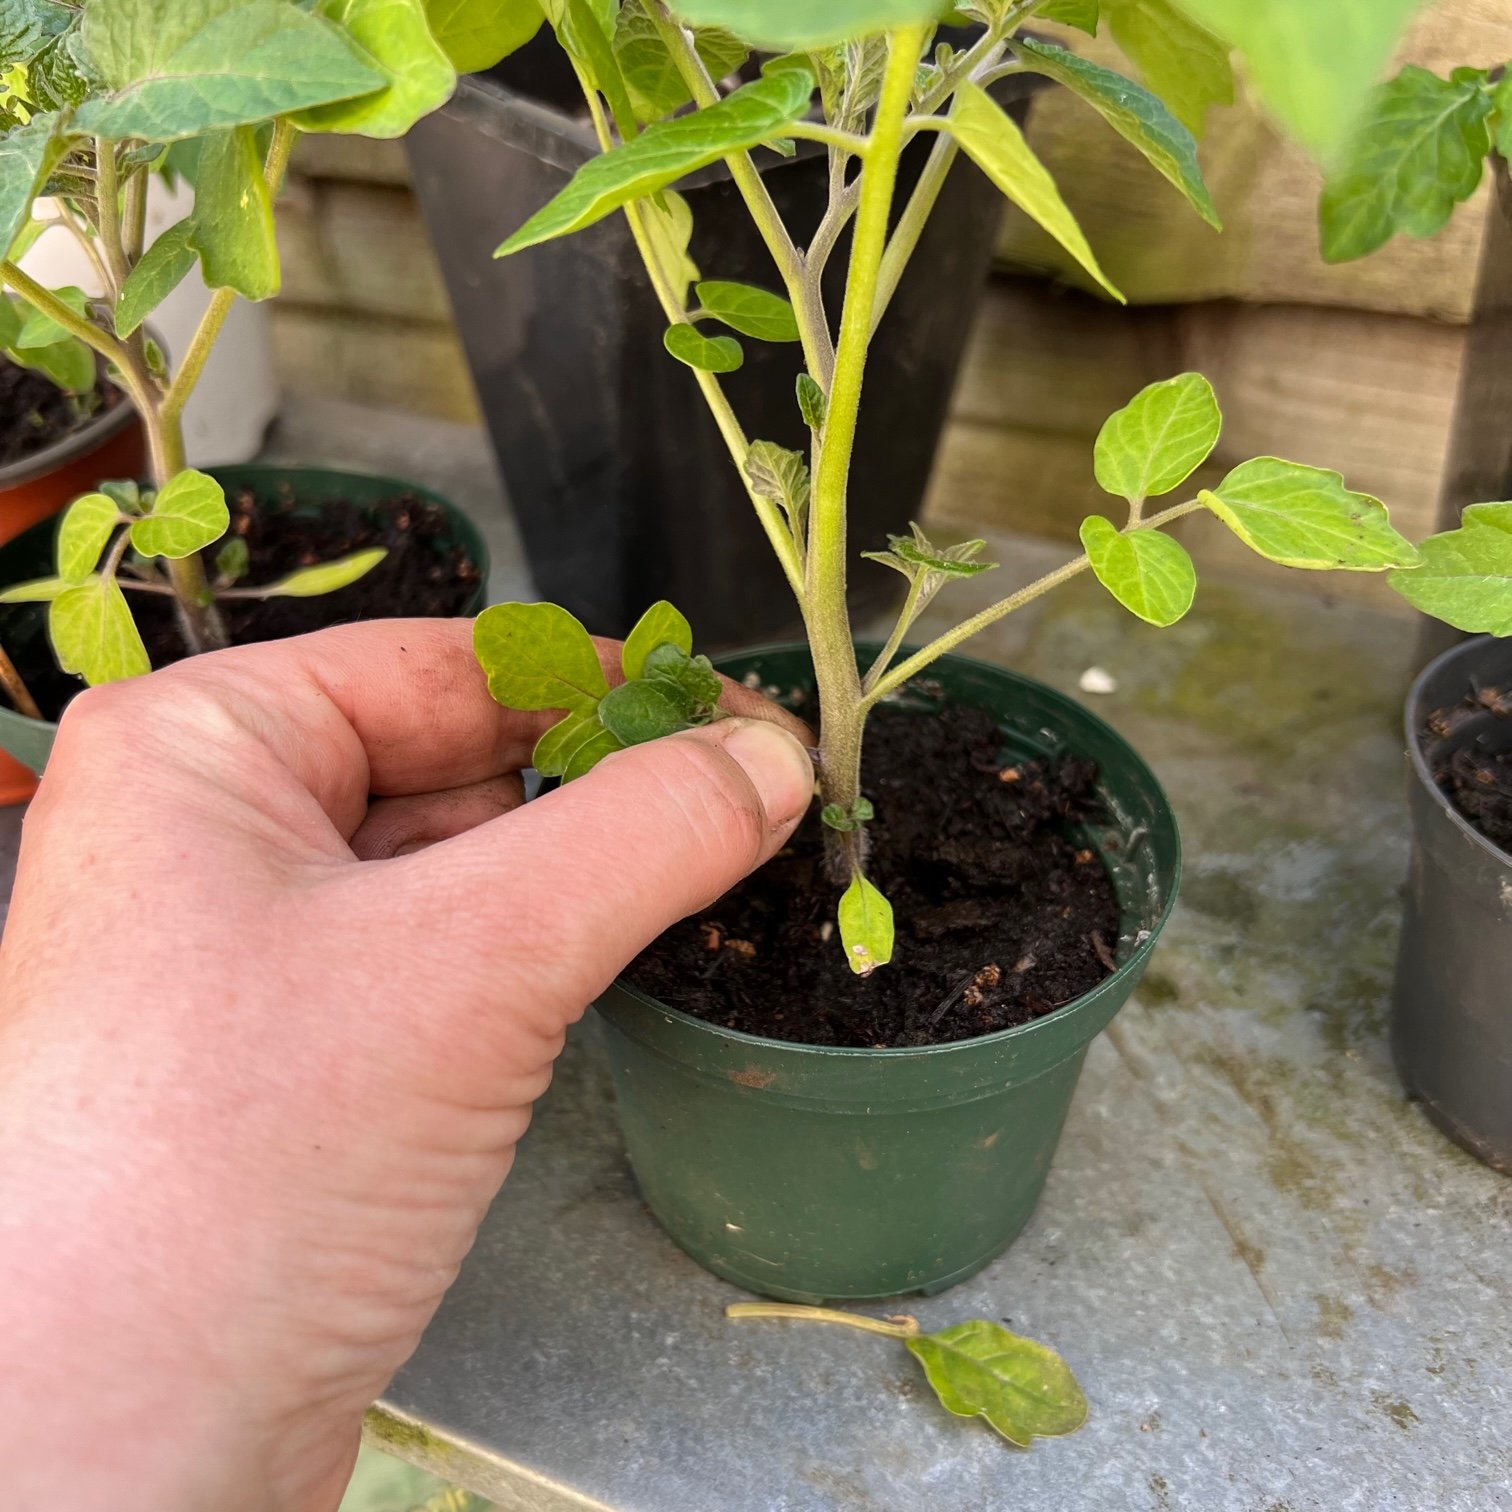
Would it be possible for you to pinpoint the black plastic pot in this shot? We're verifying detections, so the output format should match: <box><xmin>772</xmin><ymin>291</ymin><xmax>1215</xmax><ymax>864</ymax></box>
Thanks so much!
<box><xmin>406</xmin><ymin>40</ymin><xmax>1041</xmax><ymax>646</ymax></box>
<box><xmin>1392</xmin><ymin>634</ymin><xmax>1512</xmax><ymax>1173</ymax></box>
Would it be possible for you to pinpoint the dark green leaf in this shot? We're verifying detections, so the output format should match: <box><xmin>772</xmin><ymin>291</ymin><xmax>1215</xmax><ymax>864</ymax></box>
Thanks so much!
<box><xmin>259</xmin><ymin>548</ymin><xmax>387</xmax><ymax>596</ymax></box>
<box><xmin>473</xmin><ymin>600</ymin><xmax>609</xmax><ymax>714</ymax></box>
<box><xmin>695</xmin><ymin>278</ymin><xmax>799</xmax><ymax>342</ymax></box>
<box><xmin>744</xmin><ymin>439</ymin><xmax>809</xmax><ymax>535</ymax></box>
<box><xmin>27</xmin><ymin>24</ymin><xmax>100</xmax><ymax>111</ymax></box>
<box><xmin>1200</xmin><ymin>458</ymin><xmax>1420</xmax><ymax>571</ymax></box>
<box><xmin>48</xmin><ymin>576</ymin><xmax>150</xmax><ymax>686</ymax></box>
<box><xmin>76</xmin><ymin>0</ymin><xmax>387</xmax><ymax>142</ymax></box>
<box><xmin>643</xmin><ymin>643</ymin><xmax>722</xmax><ymax>707</ymax></box>
<box><xmin>0</xmin><ymin>0</ymin><xmax>67</xmax><ymax>66</ymax></box>
<box><xmin>100</xmin><ymin>480</ymin><xmax>142</xmax><ymax>513</ymax></box>
<box><xmin>947</xmin><ymin>81</ymin><xmax>1124</xmax><ymax>302</ymax></box>
<box><xmin>1014</xmin><ymin>39</ymin><xmax>1220</xmax><ymax>229</ymax></box>
<box><xmin>116</xmin><ymin>220</ymin><xmax>196</xmax><ymax>337</ymax></box>
<box><xmin>906</xmin><ymin>1320</ymin><xmax>1088</xmax><ymax>1448</ymax></box>
<box><xmin>1035</xmin><ymin>0</ymin><xmax>1098</xmax><ymax>34</ymax></box>
<box><xmin>57</xmin><ymin>492</ymin><xmax>123</xmax><ymax>581</ymax></box>
<box><xmin>1094</xmin><ymin>372</ymin><xmax>1221</xmax><ymax>505</ymax></box>
<box><xmin>666</xmin><ymin>0</ymin><xmax>944</xmax><ymax>50</ymax></box>
<box><xmin>1100</xmin><ymin>0</ymin><xmax>1232</xmax><ymax>138</ymax></box>
<box><xmin>598</xmin><ymin>677</ymin><xmax>696</xmax><ymax>744</ymax></box>
<box><xmin>1388</xmin><ymin>503</ymin><xmax>1512</xmax><ymax>633</ymax></box>
<box><xmin>214</xmin><ymin>534</ymin><xmax>250</xmax><ymax>585</ymax></box>
<box><xmin>187</xmin><ymin>127</ymin><xmax>280</xmax><ymax>300</ymax></box>
<box><xmin>130</xmin><ymin>469</ymin><xmax>230</xmax><ymax>559</ymax></box>
<box><xmin>422</xmin><ymin>0</ymin><xmax>541</xmax><ymax>74</ymax></box>
<box><xmin>796</xmin><ymin>372</ymin><xmax>826</xmax><ymax>431</ymax></box>
<box><xmin>613</xmin><ymin>0</ymin><xmax>747</xmax><ymax>122</ymax></box>
<box><xmin>561</xmin><ymin>724</ymin><xmax>624</xmax><ymax>781</ymax></box>
<box><xmin>622</xmin><ymin>599</ymin><xmax>692</xmax><ymax>679</ymax></box>
<box><xmin>1319</xmin><ymin>65</ymin><xmax>1493</xmax><ymax>264</ymax></box>
<box><xmin>0</xmin><ymin>109</ymin><xmax>66</xmax><ymax>258</ymax></box>
<box><xmin>838</xmin><ymin>871</ymin><xmax>893</xmax><ymax>975</ymax></box>
<box><xmin>495</xmin><ymin>59</ymin><xmax>814</xmax><ymax>256</ymax></box>
<box><xmin>1080</xmin><ymin>514</ymin><xmax>1196</xmax><ymax>626</ymax></box>
<box><xmin>664</xmin><ymin>322</ymin><xmax>743</xmax><ymax>372</ymax></box>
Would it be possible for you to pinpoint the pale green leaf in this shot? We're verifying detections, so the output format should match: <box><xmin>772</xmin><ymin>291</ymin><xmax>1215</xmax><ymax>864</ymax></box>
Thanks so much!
<box><xmin>1319</xmin><ymin>66</ymin><xmax>1493</xmax><ymax>264</ymax></box>
<box><xmin>561</xmin><ymin>724</ymin><xmax>625</xmax><ymax>781</ymax></box>
<box><xmin>664</xmin><ymin>322</ymin><xmax>743</xmax><ymax>372</ymax></box>
<box><xmin>1014</xmin><ymin>39</ymin><xmax>1220</xmax><ymax>228</ymax></box>
<box><xmin>598</xmin><ymin>677</ymin><xmax>696</xmax><ymax>744</ymax></box>
<box><xmin>695</xmin><ymin>279</ymin><xmax>799</xmax><ymax>342</ymax></box>
<box><xmin>473</xmin><ymin>600</ymin><xmax>609</xmax><ymax>714</ymax></box>
<box><xmin>1094</xmin><ymin>372</ymin><xmax>1221</xmax><ymax>505</ymax></box>
<box><xmin>0</xmin><ymin>295</ymin><xmax>21</xmax><ymax>347</ymax></box>
<box><xmin>1200</xmin><ymin>458</ymin><xmax>1420</xmax><ymax>571</ymax></box>
<box><xmin>58</xmin><ymin>492</ymin><xmax>123</xmax><ymax>582</ymax></box>
<box><xmin>0</xmin><ymin>573</ymin><xmax>87</xmax><ymax>603</ymax></box>
<box><xmin>796</xmin><ymin>372</ymin><xmax>827</xmax><ymax>432</ymax></box>
<box><xmin>130</xmin><ymin>470</ymin><xmax>230</xmax><ymax>559</ymax></box>
<box><xmin>75</xmin><ymin>0</ymin><xmax>386</xmax><ymax>142</ymax></box>
<box><xmin>13</xmin><ymin>284</ymin><xmax>88</xmax><ymax>349</ymax></box>
<box><xmin>1495</xmin><ymin>73</ymin><xmax>1512</xmax><ymax>160</ymax></box>
<box><xmin>0</xmin><ymin>110</ymin><xmax>66</xmax><ymax>260</ymax></box>
<box><xmin>116</xmin><ymin>220</ymin><xmax>196</xmax><ymax>337</ymax></box>
<box><xmin>906</xmin><ymin>1320</ymin><xmax>1088</xmax><ymax>1449</ymax></box>
<box><xmin>947</xmin><ymin>81</ymin><xmax>1124</xmax><ymax>303</ymax></box>
<box><xmin>494</xmin><ymin>59</ymin><xmax>814</xmax><ymax>256</ymax></box>
<box><xmin>546</xmin><ymin>0</ymin><xmax>638</xmax><ymax>142</ymax></box>
<box><xmin>622</xmin><ymin>599</ymin><xmax>693</xmax><ymax>679</ymax></box>
<box><xmin>187</xmin><ymin>127</ymin><xmax>279</xmax><ymax>300</ymax></box>
<box><xmin>1035</xmin><ymin>0</ymin><xmax>1098</xmax><ymax>36</ymax></box>
<box><xmin>613</xmin><ymin>0</ymin><xmax>746</xmax><ymax>122</ymax></box>
<box><xmin>49</xmin><ymin>576</ymin><xmax>151</xmax><ymax>686</ymax></box>
<box><xmin>422</xmin><ymin>0</ymin><xmax>541</xmax><ymax>74</ymax></box>
<box><xmin>1168</xmin><ymin>0</ymin><xmax>1425</xmax><ymax>161</ymax></box>
<box><xmin>642</xmin><ymin>189</ymin><xmax>699</xmax><ymax>305</ymax></box>
<box><xmin>838</xmin><ymin>872</ymin><xmax>893</xmax><ymax>976</ymax></box>
<box><xmin>666</xmin><ymin>0</ymin><xmax>944</xmax><ymax>49</ymax></box>
<box><xmin>744</xmin><ymin>440</ymin><xmax>809</xmax><ymax>534</ymax></box>
<box><xmin>11</xmin><ymin>335</ymin><xmax>94</xmax><ymax>393</ymax></box>
<box><xmin>1080</xmin><ymin>514</ymin><xmax>1196</xmax><ymax>626</ymax></box>
<box><xmin>532</xmin><ymin>710</ymin><xmax>602</xmax><ymax>778</ymax></box>
<box><xmin>295</xmin><ymin>0</ymin><xmax>456</xmax><ymax>137</ymax></box>
<box><xmin>1101</xmin><ymin>0</ymin><xmax>1232</xmax><ymax>138</ymax></box>
<box><xmin>260</xmin><ymin>547</ymin><xmax>387</xmax><ymax>596</ymax></box>
<box><xmin>1388</xmin><ymin>505</ymin><xmax>1512</xmax><ymax>633</ymax></box>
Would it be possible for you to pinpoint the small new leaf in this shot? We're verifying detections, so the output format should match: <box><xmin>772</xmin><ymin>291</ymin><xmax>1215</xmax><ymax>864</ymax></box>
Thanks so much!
<box><xmin>1094</xmin><ymin>373</ymin><xmax>1221</xmax><ymax>506</ymax></box>
<box><xmin>643</xmin><ymin>642</ymin><xmax>722</xmax><ymax>707</ymax></box>
<box><xmin>259</xmin><ymin>548</ymin><xmax>386</xmax><ymax>597</ymax></box>
<box><xmin>130</xmin><ymin>470</ymin><xmax>230</xmax><ymax>559</ymax></box>
<box><xmin>695</xmin><ymin>279</ymin><xmax>799</xmax><ymax>342</ymax></box>
<box><xmin>215</xmin><ymin>534</ymin><xmax>250</xmax><ymax>586</ymax></box>
<box><xmin>1201</xmin><ymin>459</ymin><xmax>1420</xmax><ymax>572</ymax></box>
<box><xmin>796</xmin><ymin>372</ymin><xmax>827</xmax><ymax>432</ymax></box>
<box><xmin>49</xmin><ymin>576</ymin><xmax>151</xmax><ymax>686</ymax></box>
<box><xmin>622</xmin><ymin>599</ymin><xmax>693</xmax><ymax>679</ymax></box>
<box><xmin>473</xmin><ymin>600</ymin><xmax>608</xmax><ymax>713</ymax></box>
<box><xmin>863</xmin><ymin>523</ymin><xmax>997</xmax><ymax>582</ymax></box>
<box><xmin>1079</xmin><ymin>515</ymin><xmax>1197</xmax><ymax>627</ymax></box>
<box><xmin>905</xmin><ymin>1320</ymin><xmax>1089</xmax><ymax>1449</ymax></box>
<box><xmin>745</xmin><ymin>440</ymin><xmax>809</xmax><ymax>535</ymax></box>
<box><xmin>598</xmin><ymin>677</ymin><xmax>697</xmax><ymax>744</ymax></box>
<box><xmin>57</xmin><ymin>492</ymin><xmax>122</xmax><ymax>582</ymax></box>
<box><xmin>1388</xmin><ymin>503</ymin><xmax>1512</xmax><ymax>634</ymax></box>
<box><xmin>838</xmin><ymin>872</ymin><xmax>893</xmax><ymax>976</ymax></box>
<box><xmin>664</xmin><ymin>323</ymin><xmax>743</xmax><ymax>373</ymax></box>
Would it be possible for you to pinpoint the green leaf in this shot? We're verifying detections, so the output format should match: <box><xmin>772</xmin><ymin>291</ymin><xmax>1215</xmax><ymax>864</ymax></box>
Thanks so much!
<box><xmin>1200</xmin><ymin>458</ymin><xmax>1420</xmax><ymax>572</ymax></box>
<box><xmin>695</xmin><ymin>279</ymin><xmax>799</xmax><ymax>342</ymax></box>
<box><xmin>473</xmin><ymin>600</ymin><xmax>609</xmax><ymax>713</ymax></box>
<box><xmin>1094</xmin><ymin>372</ymin><xmax>1221</xmax><ymax>506</ymax></box>
<box><xmin>642</xmin><ymin>642</ymin><xmax>721</xmax><ymax>706</ymax></box>
<box><xmin>1319</xmin><ymin>66</ymin><xmax>1493</xmax><ymax>265</ymax></box>
<box><xmin>0</xmin><ymin>574</ymin><xmax>85</xmax><ymax>603</ymax></box>
<box><xmin>862</xmin><ymin>523</ymin><xmax>996</xmax><ymax>580</ymax></box>
<box><xmin>28</xmin><ymin>23</ymin><xmax>100</xmax><ymax>112</ymax></box>
<box><xmin>1036</xmin><ymin>0</ymin><xmax>1098</xmax><ymax>35</ymax></box>
<box><xmin>947</xmin><ymin>81</ymin><xmax>1124</xmax><ymax>303</ymax></box>
<box><xmin>100</xmin><ymin>480</ymin><xmax>142</xmax><ymax>514</ymax></box>
<box><xmin>0</xmin><ymin>109</ymin><xmax>65</xmax><ymax>258</ymax></box>
<box><xmin>838</xmin><ymin>872</ymin><xmax>894</xmax><ymax>976</ymax></box>
<box><xmin>214</xmin><ymin>534</ymin><xmax>250</xmax><ymax>585</ymax></box>
<box><xmin>598</xmin><ymin>677</ymin><xmax>699</xmax><ymax>744</ymax></box>
<box><xmin>745</xmin><ymin>440</ymin><xmax>809</xmax><ymax>535</ymax></box>
<box><xmin>0</xmin><ymin>0</ymin><xmax>68</xmax><ymax>66</ymax></box>
<box><xmin>49</xmin><ymin>576</ymin><xmax>151</xmax><ymax>686</ymax></box>
<box><xmin>116</xmin><ymin>220</ymin><xmax>196</xmax><ymax>337</ymax></box>
<box><xmin>1080</xmin><ymin>514</ymin><xmax>1196</xmax><ymax>626</ymax></box>
<box><xmin>11</xmin><ymin>335</ymin><xmax>94</xmax><ymax>393</ymax></box>
<box><xmin>561</xmin><ymin>724</ymin><xmax>625</xmax><ymax>781</ymax></box>
<box><xmin>1495</xmin><ymin>72</ymin><xmax>1512</xmax><ymax>160</ymax></box>
<box><xmin>643</xmin><ymin>189</ymin><xmax>699</xmax><ymax>305</ymax></box>
<box><xmin>533</xmin><ymin>709</ymin><xmax>625</xmax><ymax>779</ymax></box>
<box><xmin>1169</xmin><ymin>0</ymin><xmax>1425</xmax><ymax>161</ymax></box>
<box><xmin>664</xmin><ymin>322</ymin><xmax>743</xmax><ymax>372</ymax></box>
<box><xmin>613</xmin><ymin>0</ymin><xmax>746</xmax><ymax>122</ymax></box>
<box><xmin>494</xmin><ymin>59</ymin><xmax>814</xmax><ymax>256</ymax></box>
<box><xmin>545</xmin><ymin>0</ymin><xmax>638</xmax><ymax>142</ymax></box>
<box><xmin>0</xmin><ymin>295</ymin><xmax>20</xmax><ymax>348</ymax></box>
<box><xmin>294</xmin><ymin>0</ymin><xmax>456</xmax><ymax>137</ymax></box>
<box><xmin>259</xmin><ymin>547</ymin><xmax>387</xmax><ymax>596</ymax></box>
<box><xmin>1387</xmin><ymin>504</ymin><xmax>1512</xmax><ymax>633</ymax></box>
<box><xmin>186</xmin><ymin>127</ymin><xmax>279</xmax><ymax>300</ymax></box>
<box><xmin>1100</xmin><ymin>0</ymin><xmax>1232</xmax><ymax>138</ymax></box>
<box><xmin>75</xmin><ymin>0</ymin><xmax>386</xmax><ymax>142</ymax></box>
<box><xmin>796</xmin><ymin>372</ymin><xmax>827</xmax><ymax>432</ymax></box>
<box><xmin>1014</xmin><ymin>39</ymin><xmax>1220</xmax><ymax>229</ymax></box>
<box><xmin>13</xmin><ymin>284</ymin><xmax>88</xmax><ymax>349</ymax></box>
<box><xmin>129</xmin><ymin>470</ymin><xmax>231</xmax><ymax>560</ymax></box>
<box><xmin>622</xmin><ymin>599</ymin><xmax>693</xmax><ymax>678</ymax></box>
<box><xmin>666</xmin><ymin>0</ymin><xmax>944</xmax><ymax>49</ymax></box>
<box><xmin>57</xmin><ymin>492</ymin><xmax>123</xmax><ymax>582</ymax></box>
<box><xmin>422</xmin><ymin>0</ymin><xmax>542</xmax><ymax>74</ymax></box>
<box><xmin>905</xmin><ymin>1320</ymin><xmax>1088</xmax><ymax>1449</ymax></box>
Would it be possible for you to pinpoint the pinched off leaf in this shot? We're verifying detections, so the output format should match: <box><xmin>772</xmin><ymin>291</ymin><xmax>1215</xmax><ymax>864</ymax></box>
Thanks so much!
<box><xmin>1079</xmin><ymin>514</ymin><xmax>1196</xmax><ymax>627</ymax></box>
<box><xmin>1094</xmin><ymin>372</ymin><xmax>1221</xmax><ymax>507</ymax></box>
<box><xmin>622</xmin><ymin>599</ymin><xmax>692</xmax><ymax>679</ymax></box>
<box><xmin>664</xmin><ymin>323</ymin><xmax>743</xmax><ymax>373</ymax></box>
<box><xmin>1014</xmin><ymin>40</ymin><xmax>1220</xmax><ymax>229</ymax></box>
<box><xmin>905</xmin><ymin>1320</ymin><xmax>1088</xmax><ymax>1449</ymax></box>
<box><xmin>495</xmin><ymin>59</ymin><xmax>814</xmax><ymax>256</ymax></box>
<box><xmin>947</xmin><ymin>82</ymin><xmax>1123</xmax><ymax>304</ymax></box>
<box><xmin>474</xmin><ymin>600</ymin><xmax>608</xmax><ymax>713</ymax></box>
<box><xmin>745</xmin><ymin>440</ymin><xmax>809</xmax><ymax>535</ymax></box>
<box><xmin>57</xmin><ymin>493</ymin><xmax>123</xmax><ymax>582</ymax></box>
<box><xmin>49</xmin><ymin>576</ymin><xmax>150</xmax><ymax>686</ymax></box>
<box><xmin>260</xmin><ymin>548</ymin><xmax>387</xmax><ymax>596</ymax></box>
<box><xmin>1200</xmin><ymin>459</ymin><xmax>1419</xmax><ymax>572</ymax></box>
<box><xmin>130</xmin><ymin>470</ymin><xmax>230</xmax><ymax>559</ymax></box>
<box><xmin>838</xmin><ymin>872</ymin><xmax>893</xmax><ymax>975</ymax></box>
<box><xmin>1388</xmin><ymin>502</ymin><xmax>1512</xmax><ymax>634</ymax></box>
<box><xmin>696</xmin><ymin>279</ymin><xmax>799</xmax><ymax>342</ymax></box>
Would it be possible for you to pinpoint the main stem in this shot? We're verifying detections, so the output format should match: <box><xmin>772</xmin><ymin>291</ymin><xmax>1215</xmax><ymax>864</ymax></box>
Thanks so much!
<box><xmin>808</xmin><ymin>27</ymin><xmax>924</xmax><ymax>873</ymax></box>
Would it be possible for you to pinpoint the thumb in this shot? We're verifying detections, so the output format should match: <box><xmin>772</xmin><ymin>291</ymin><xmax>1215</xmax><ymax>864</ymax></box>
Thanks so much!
<box><xmin>395</xmin><ymin>716</ymin><xmax>815</xmax><ymax>1009</ymax></box>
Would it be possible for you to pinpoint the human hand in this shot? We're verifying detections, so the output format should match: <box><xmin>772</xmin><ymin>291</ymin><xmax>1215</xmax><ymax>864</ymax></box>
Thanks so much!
<box><xmin>0</xmin><ymin>618</ymin><xmax>813</xmax><ymax>1511</ymax></box>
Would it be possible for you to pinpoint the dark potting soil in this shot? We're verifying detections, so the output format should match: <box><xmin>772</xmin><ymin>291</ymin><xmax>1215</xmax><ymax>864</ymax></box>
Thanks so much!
<box><xmin>13</xmin><ymin>483</ymin><xmax>480</xmax><ymax>722</ymax></box>
<box><xmin>627</xmin><ymin>702</ymin><xmax>1123</xmax><ymax>1049</ymax></box>
<box><xmin>0</xmin><ymin>357</ymin><xmax>114</xmax><ymax>469</ymax></box>
<box><xmin>1427</xmin><ymin>685</ymin><xmax>1512</xmax><ymax>852</ymax></box>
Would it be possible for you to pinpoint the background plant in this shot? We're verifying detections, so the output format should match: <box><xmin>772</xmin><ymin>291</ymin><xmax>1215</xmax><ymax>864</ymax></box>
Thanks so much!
<box><xmin>0</xmin><ymin>0</ymin><xmax>528</xmax><ymax>689</ymax></box>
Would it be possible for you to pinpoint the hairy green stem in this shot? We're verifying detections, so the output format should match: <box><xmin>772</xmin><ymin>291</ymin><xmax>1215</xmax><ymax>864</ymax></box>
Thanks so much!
<box><xmin>863</xmin><ymin>573</ymin><xmax>927</xmax><ymax>692</ymax></box>
<box><xmin>726</xmin><ymin>1302</ymin><xmax>920</xmax><ymax>1338</ymax></box>
<box><xmin>871</xmin><ymin>132</ymin><xmax>957</xmax><ymax>335</ymax></box>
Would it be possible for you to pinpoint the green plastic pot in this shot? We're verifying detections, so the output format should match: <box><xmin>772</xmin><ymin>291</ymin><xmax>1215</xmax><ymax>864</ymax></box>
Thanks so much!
<box><xmin>595</xmin><ymin>643</ymin><xmax>1181</xmax><ymax>1303</ymax></box>
<box><xmin>0</xmin><ymin>464</ymin><xmax>489</xmax><ymax>776</ymax></box>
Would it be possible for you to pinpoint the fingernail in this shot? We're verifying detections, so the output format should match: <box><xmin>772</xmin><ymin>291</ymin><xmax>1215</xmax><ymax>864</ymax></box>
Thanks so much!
<box><xmin>718</xmin><ymin>719</ymin><xmax>816</xmax><ymax>827</ymax></box>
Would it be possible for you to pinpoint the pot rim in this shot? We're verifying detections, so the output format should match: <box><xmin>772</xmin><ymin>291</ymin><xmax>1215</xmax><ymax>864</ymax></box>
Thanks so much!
<box><xmin>604</xmin><ymin>639</ymin><xmax>1182</xmax><ymax>1061</ymax></box>
<box><xmin>1405</xmin><ymin>632</ymin><xmax>1512</xmax><ymax>867</ymax></box>
<box><xmin>0</xmin><ymin>381</ymin><xmax>140</xmax><ymax>492</ymax></box>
